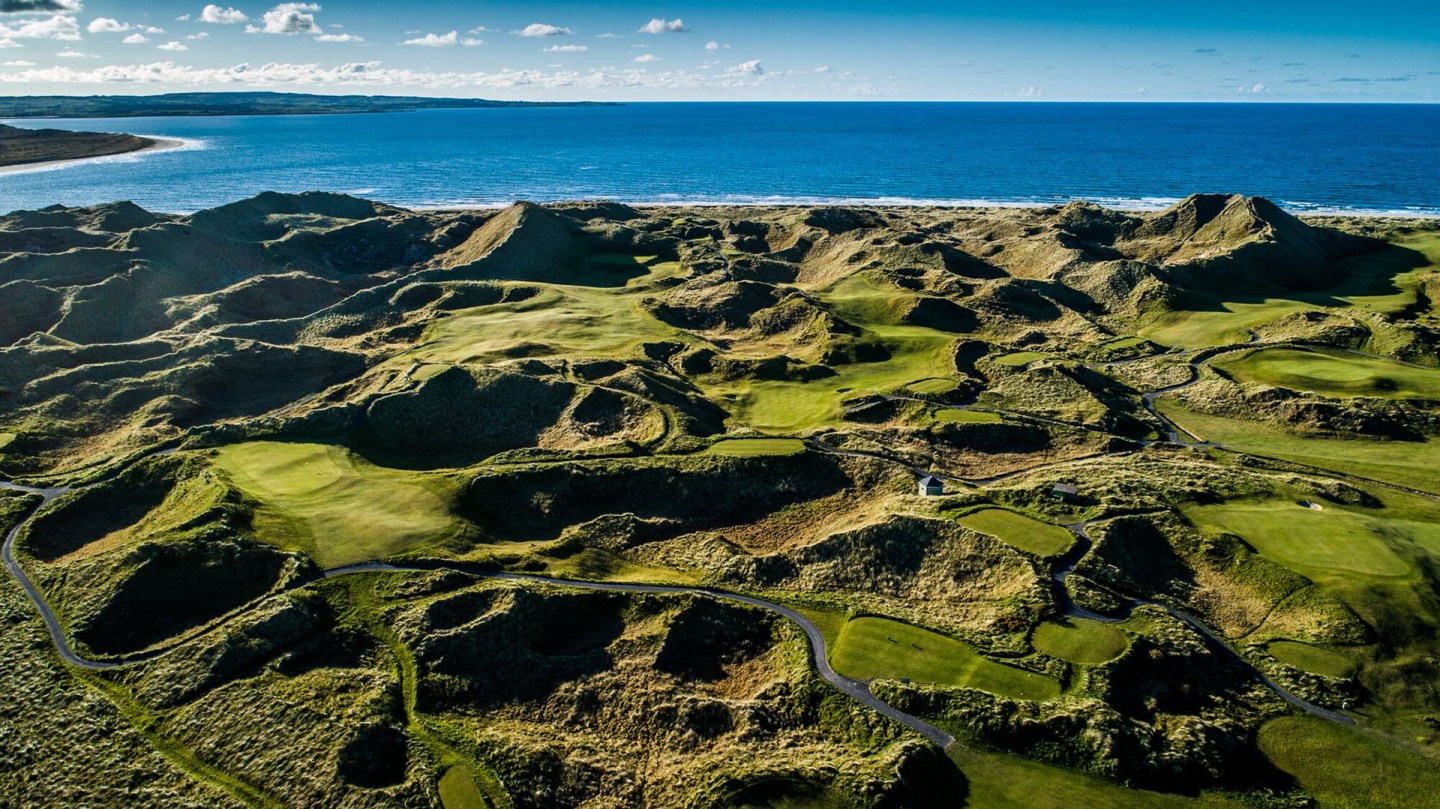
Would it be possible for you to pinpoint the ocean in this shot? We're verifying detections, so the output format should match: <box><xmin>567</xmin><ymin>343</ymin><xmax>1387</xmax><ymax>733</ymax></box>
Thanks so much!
<box><xmin>2</xmin><ymin>102</ymin><xmax>1438</xmax><ymax>215</ymax></box>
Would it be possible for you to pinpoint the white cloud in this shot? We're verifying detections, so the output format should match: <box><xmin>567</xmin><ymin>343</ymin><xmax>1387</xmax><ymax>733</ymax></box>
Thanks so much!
<box><xmin>517</xmin><ymin>23</ymin><xmax>572</xmax><ymax>37</ymax></box>
<box><xmin>1017</xmin><ymin>85</ymin><xmax>1041</xmax><ymax>97</ymax></box>
<box><xmin>157</xmin><ymin>40</ymin><xmax>188</xmax><ymax>51</ymax></box>
<box><xmin>595</xmin><ymin>33</ymin><xmax>620</xmax><ymax>39</ymax></box>
<box><xmin>815</xmin><ymin>65</ymin><xmax>830</xmax><ymax>73</ymax></box>
<box><xmin>0</xmin><ymin>14</ymin><xmax>80</xmax><ymax>41</ymax></box>
<box><xmin>1</xmin><ymin>1</ymin><xmax>81</xmax><ymax>11</ymax></box>
<box><xmin>251</xmin><ymin>3</ymin><xmax>319</xmax><ymax>35</ymax></box>
<box><xmin>401</xmin><ymin>31</ymin><xmax>456</xmax><ymax>47</ymax></box>
<box><xmin>184</xmin><ymin>32</ymin><xmax>209</xmax><ymax>40</ymax></box>
<box><xmin>87</xmin><ymin>17</ymin><xmax>127</xmax><ymax>33</ymax></box>
<box><xmin>704</xmin><ymin>40</ymin><xmax>728</xmax><ymax>51</ymax></box>
<box><xmin>2</xmin><ymin>59</ymin><xmax>34</xmax><ymax>65</ymax></box>
<box><xmin>199</xmin><ymin>5</ymin><xmax>247</xmax><ymax>24</ymax></box>
<box><xmin>543</xmin><ymin>44</ymin><xmax>586</xmax><ymax>53</ymax></box>
<box><xmin>121</xmin><ymin>32</ymin><xmax>146</xmax><ymax>44</ymax></box>
<box><xmin>315</xmin><ymin>32</ymin><xmax>361</xmax><ymax>42</ymax></box>
<box><xmin>468</xmin><ymin>26</ymin><xmax>495</xmax><ymax>34</ymax></box>
<box><xmin>0</xmin><ymin>39</ymin><xmax>17</xmax><ymax>48</ymax></box>
<box><xmin>55</xmin><ymin>48</ymin><xmax>89</xmax><ymax>57</ymax></box>
<box><xmin>638</xmin><ymin>17</ymin><xmax>688</xmax><ymax>34</ymax></box>
<box><xmin>727</xmin><ymin>59</ymin><xmax>763</xmax><ymax>76</ymax></box>
<box><xmin>144</xmin><ymin>26</ymin><xmax>164</xmax><ymax>34</ymax></box>
<box><xmin>633</xmin><ymin>53</ymin><xmax>659</xmax><ymax>63</ymax></box>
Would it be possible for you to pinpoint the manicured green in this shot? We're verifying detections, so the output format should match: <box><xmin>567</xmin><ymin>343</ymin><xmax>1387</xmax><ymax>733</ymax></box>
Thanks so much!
<box><xmin>958</xmin><ymin>751</ymin><xmax>1246</xmax><ymax>808</ymax></box>
<box><xmin>1158</xmin><ymin>401</ymin><xmax>1440</xmax><ymax>495</ymax></box>
<box><xmin>1266</xmin><ymin>640</ymin><xmax>1357</xmax><ymax>679</ymax></box>
<box><xmin>935</xmin><ymin>409</ymin><xmax>1002</xmax><ymax>424</ymax></box>
<box><xmin>1184</xmin><ymin>498</ymin><xmax>1415</xmax><ymax>582</ymax></box>
<box><xmin>1032</xmin><ymin>619</ymin><xmax>1129</xmax><ymax>665</ymax></box>
<box><xmin>906</xmin><ymin>377</ymin><xmax>959</xmax><ymax>395</ymax></box>
<box><xmin>1215</xmin><ymin>347</ymin><xmax>1440</xmax><ymax>400</ymax></box>
<box><xmin>956</xmin><ymin>508</ymin><xmax>1074</xmax><ymax>557</ymax></box>
<box><xmin>215</xmin><ymin>442</ymin><xmax>461</xmax><ymax>568</ymax></box>
<box><xmin>1098</xmin><ymin>336</ymin><xmax>1149</xmax><ymax>352</ymax></box>
<box><xmin>1260</xmin><ymin>716</ymin><xmax>1440</xmax><ymax>809</ymax></box>
<box><xmin>830</xmin><ymin>617</ymin><xmax>1060</xmax><ymax>701</ymax></box>
<box><xmin>439</xmin><ymin>766</ymin><xmax>489</xmax><ymax>809</ymax></box>
<box><xmin>0</xmin><ymin>432</ymin><xmax>14</xmax><ymax>450</ymax></box>
<box><xmin>993</xmin><ymin>351</ymin><xmax>1047</xmax><ymax>367</ymax></box>
<box><xmin>705</xmin><ymin>438</ymin><xmax>807</xmax><ymax>457</ymax></box>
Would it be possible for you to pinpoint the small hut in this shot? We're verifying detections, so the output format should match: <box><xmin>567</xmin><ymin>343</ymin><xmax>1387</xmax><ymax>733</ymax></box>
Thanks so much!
<box><xmin>918</xmin><ymin>475</ymin><xmax>945</xmax><ymax>497</ymax></box>
<box><xmin>1052</xmin><ymin>483</ymin><xmax>1079</xmax><ymax>502</ymax></box>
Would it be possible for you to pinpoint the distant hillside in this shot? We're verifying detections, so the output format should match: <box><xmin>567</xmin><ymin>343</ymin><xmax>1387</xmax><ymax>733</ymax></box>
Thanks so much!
<box><xmin>0</xmin><ymin>124</ymin><xmax>156</xmax><ymax>168</ymax></box>
<box><xmin>0</xmin><ymin>92</ymin><xmax>612</xmax><ymax>119</ymax></box>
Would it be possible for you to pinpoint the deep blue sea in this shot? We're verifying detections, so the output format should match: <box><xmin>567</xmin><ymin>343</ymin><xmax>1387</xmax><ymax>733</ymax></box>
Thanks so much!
<box><xmin>2</xmin><ymin>102</ymin><xmax>1438</xmax><ymax>215</ymax></box>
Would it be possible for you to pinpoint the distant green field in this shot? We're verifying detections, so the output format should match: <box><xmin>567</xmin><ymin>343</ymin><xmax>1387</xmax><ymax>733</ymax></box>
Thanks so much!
<box><xmin>830</xmin><ymin>616</ymin><xmax>1059</xmax><ymax>701</ymax></box>
<box><xmin>1157</xmin><ymin>401</ymin><xmax>1440</xmax><ymax>495</ymax></box>
<box><xmin>439</xmin><ymin>766</ymin><xmax>488</xmax><ymax>809</ymax></box>
<box><xmin>907</xmin><ymin>377</ymin><xmax>959</xmax><ymax>395</ymax></box>
<box><xmin>214</xmin><ymin>442</ymin><xmax>461</xmax><ymax>568</ymax></box>
<box><xmin>0</xmin><ymin>433</ymin><xmax>13</xmax><ymax>450</ymax></box>
<box><xmin>1184</xmin><ymin>498</ymin><xmax>1416</xmax><ymax>582</ymax></box>
<box><xmin>956</xmin><ymin>508</ymin><xmax>1074</xmax><ymax>557</ymax></box>
<box><xmin>1215</xmin><ymin>347</ymin><xmax>1440</xmax><ymax>400</ymax></box>
<box><xmin>959</xmin><ymin>751</ymin><xmax>1246</xmax><ymax>809</ymax></box>
<box><xmin>705</xmin><ymin>438</ymin><xmax>807</xmax><ymax>457</ymax></box>
<box><xmin>935</xmin><ymin>409</ymin><xmax>1002</xmax><ymax>424</ymax></box>
<box><xmin>1260</xmin><ymin>716</ymin><xmax>1440</xmax><ymax>808</ymax></box>
<box><xmin>1032</xmin><ymin>619</ymin><xmax>1129</xmax><ymax>665</ymax></box>
<box><xmin>993</xmin><ymin>351</ymin><xmax>1047</xmax><ymax>367</ymax></box>
<box><xmin>1266</xmin><ymin>640</ymin><xmax>1357</xmax><ymax>679</ymax></box>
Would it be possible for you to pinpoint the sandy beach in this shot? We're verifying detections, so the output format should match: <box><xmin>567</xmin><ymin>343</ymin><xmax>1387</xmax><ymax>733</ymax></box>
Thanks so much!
<box><xmin>0</xmin><ymin>136</ymin><xmax>189</xmax><ymax>176</ymax></box>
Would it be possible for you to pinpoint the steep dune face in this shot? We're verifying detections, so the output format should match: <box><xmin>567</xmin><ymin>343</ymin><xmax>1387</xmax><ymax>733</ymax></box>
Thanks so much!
<box><xmin>434</xmin><ymin>201</ymin><xmax>581</xmax><ymax>281</ymax></box>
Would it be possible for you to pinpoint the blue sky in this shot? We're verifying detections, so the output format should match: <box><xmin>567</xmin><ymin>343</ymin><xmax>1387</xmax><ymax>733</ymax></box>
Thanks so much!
<box><xmin>0</xmin><ymin>1</ymin><xmax>1435</xmax><ymax>100</ymax></box>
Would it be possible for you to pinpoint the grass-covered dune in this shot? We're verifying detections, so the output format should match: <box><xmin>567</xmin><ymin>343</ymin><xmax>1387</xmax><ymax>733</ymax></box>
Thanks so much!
<box><xmin>1</xmin><ymin>191</ymin><xmax>1438</xmax><ymax>807</ymax></box>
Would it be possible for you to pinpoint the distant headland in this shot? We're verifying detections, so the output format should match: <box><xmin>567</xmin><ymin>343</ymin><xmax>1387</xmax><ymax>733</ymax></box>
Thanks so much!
<box><xmin>0</xmin><ymin>91</ymin><xmax>613</xmax><ymax>119</ymax></box>
<box><xmin>0</xmin><ymin>123</ymin><xmax>183</xmax><ymax>172</ymax></box>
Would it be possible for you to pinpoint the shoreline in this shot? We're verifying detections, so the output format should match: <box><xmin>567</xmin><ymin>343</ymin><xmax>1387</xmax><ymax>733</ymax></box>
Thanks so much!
<box><xmin>0</xmin><ymin>136</ymin><xmax>191</xmax><ymax>177</ymax></box>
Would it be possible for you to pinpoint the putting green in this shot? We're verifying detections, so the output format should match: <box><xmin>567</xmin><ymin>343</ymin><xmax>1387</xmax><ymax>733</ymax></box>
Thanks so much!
<box><xmin>1266</xmin><ymin>640</ymin><xmax>1357</xmax><ymax>679</ymax></box>
<box><xmin>935</xmin><ymin>409</ymin><xmax>1002</xmax><ymax>424</ymax></box>
<box><xmin>959</xmin><ymin>751</ymin><xmax>1246</xmax><ymax>809</ymax></box>
<box><xmin>438</xmin><ymin>766</ymin><xmax>487</xmax><ymax>809</ymax></box>
<box><xmin>705</xmin><ymin>438</ymin><xmax>806</xmax><ymax>457</ymax></box>
<box><xmin>0</xmin><ymin>433</ymin><xmax>13</xmax><ymax>450</ymax></box>
<box><xmin>993</xmin><ymin>351</ymin><xmax>1047</xmax><ymax>367</ymax></box>
<box><xmin>1032</xmin><ymin>619</ymin><xmax>1129</xmax><ymax>665</ymax></box>
<box><xmin>215</xmin><ymin>442</ymin><xmax>461</xmax><ymax>568</ymax></box>
<box><xmin>1215</xmin><ymin>347</ymin><xmax>1440</xmax><ymax>400</ymax></box>
<box><xmin>1260</xmin><ymin>716</ymin><xmax>1440</xmax><ymax>809</ymax></box>
<box><xmin>1184</xmin><ymin>499</ymin><xmax>1414</xmax><ymax>581</ymax></box>
<box><xmin>830</xmin><ymin>616</ymin><xmax>1060</xmax><ymax>701</ymax></box>
<box><xmin>907</xmin><ymin>377</ymin><xmax>959</xmax><ymax>395</ymax></box>
<box><xmin>956</xmin><ymin>508</ymin><xmax>1074</xmax><ymax>557</ymax></box>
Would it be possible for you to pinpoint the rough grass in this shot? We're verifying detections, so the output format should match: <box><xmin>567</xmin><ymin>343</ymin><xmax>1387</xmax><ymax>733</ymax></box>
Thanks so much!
<box><xmin>954</xmin><ymin>508</ymin><xmax>1074</xmax><ymax>557</ymax></box>
<box><xmin>1259</xmin><ymin>716</ymin><xmax>1440</xmax><ymax>808</ymax></box>
<box><xmin>1157</xmin><ymin>401</ymin><xmax>1440</xmax><ymax>495</ymax></box>
<box><xmin>214</xmin><ymin>442</ymin><xmax>461</xmax><ymax>568</ymax></box>
<box><xmin>1031</xmin><ymin>618</ymin><xmax>1129</xmax><ymax>665</ymax></box>
<box><xmin>1215</xmin><ymin>347</ymin><xmax>1440</xmax><ymax>400</ymax></box>
<box><xmin>705</xmin><ymin>438</ymin><xmax>807</xmax><ymax>457</ymax></box>
<box><xmin>830</xmin><ymin>617</ymin><xmax>1059</xmax><ymax>701</ymax></box>
<box><xmin>1184</xmin><ymin>497</ymin><xmax>1417</xmax><ymax>582</ymax></box>
<box><xmin>957</xmin><ymin>751</ymin><xmax>1246</xmax><ymax>809</ymax></box>
<box><xmin>576</xmin><ymin>253</ymin><xmax>684</xmax><ymax>288</ymax></box>
<box><xmin>1266</xmin><ymin>640</ymin><xmax>1357</xmax><ymax>679</ymax></box>
<box><xmin>935</xmin><ymin>409</ymin><xmax>1003</xmax><ymax>424</ymax></box>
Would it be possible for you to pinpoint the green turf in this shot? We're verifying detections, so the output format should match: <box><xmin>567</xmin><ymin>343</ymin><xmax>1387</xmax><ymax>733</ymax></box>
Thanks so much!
<box><xmin>439</xmin><ymin>766</ymin><xmax>489</xmax><ymax>809</ymax></box>
<box><xmin>830</xmin><ymin>617</ymin><xmax>1060</xmax><ymax>701</ymax></box>
<box><xmin>955</xmin><ymin>508</ymin><xmax>1074</xmax><ymax>557</ymax></box>
<box><xmin>1031</xmin><ymin>618</ymin><xmax>1129</xmax><ymax>665</ymax></box>
<box><xmin>0</xmin><ymin>433</ymin><xmax>13</xmax><ymax>450</ymax></box>
<box><xmin>906</xmin><ymin>377</ymin><xmax>959</xmax><ymax>395</ymax></box>
<box><xmin>993</xmin><ymin>351</ymin><xmax>1047</xmax><ymax>367</ymax></box>
<box><xmin>1266</xmin><ymin>640</ymin><xmax>1357</xmax><ymax>679</ymax></box>
<box><xmin>935</xmin><ymin>409</ymin><xmax>1003</xmax><ymax>424</ymax></box>
<box><xmin>795</xmin><ymin>605</ymin><xmax>848</xmax><ymax>650</ymax></box>
<box><xmin>1184</xmin><ymin>497</ymin><xmax>1415</xmax><ymax>582</ymax></box>
<box><xmin>1157</xmin><ymin>401</ymin><xmax>1440</xmax><ymax>495</ymax></box>
<box><xmin>1260</xmin><ymin>716</ymin><xmax>1440</xmax><ymax>808</ymax></box>
<box><xmin>1215</xmin><ymin>347</ymin><xmax>1440</xmax><ymax>400</ymax></box>
<box><xmin>958</xmin><ymin>751</ymin><xmax>1246</xmax><ymax>809</ymax></box>
<box><xmin>1098</xmin><ymin>336</ymin><xmax>1149</xmax><ymax>352</ymax></box>
<box><xmin>576</xmin><ymin>253</ymin><xmax>684</xmax><ymax>288</ymax></box>
<box><xmin>705</xmin><ymin>438</ymin><xmax>807</xmax><ymax>457</ymax></box>
<box><xmin>214</xmin><ymin>442</ymin><xmax>461</xmax><ymax>568</ymax></box>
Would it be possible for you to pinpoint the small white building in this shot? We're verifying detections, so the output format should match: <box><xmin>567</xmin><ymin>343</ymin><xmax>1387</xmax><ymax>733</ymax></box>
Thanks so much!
<box><xmin>918</xmin><ymin>475</ymin><xmax>945</xmax><ymax>497</ymax></box>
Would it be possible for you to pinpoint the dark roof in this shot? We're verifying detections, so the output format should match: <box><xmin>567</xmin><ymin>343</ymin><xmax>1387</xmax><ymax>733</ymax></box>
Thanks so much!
<box><xmin>919</xmin><ymin>475</ymin><xmax>944</xmax><ymax>487</ymax></box>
